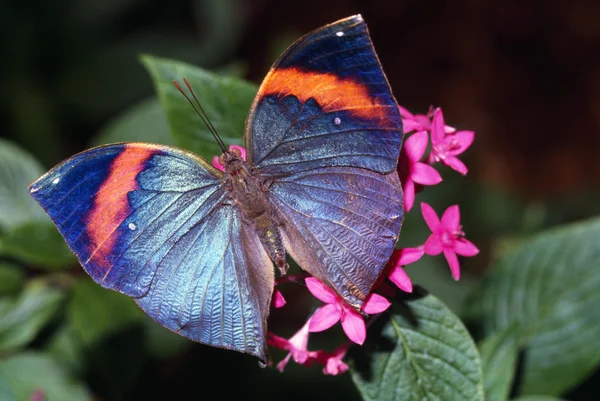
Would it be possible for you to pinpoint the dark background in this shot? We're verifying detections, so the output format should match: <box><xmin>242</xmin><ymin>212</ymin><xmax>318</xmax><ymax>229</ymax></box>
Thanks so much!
<box><xmin>2</xmin><ymin>0</ymin><xmax>599</xmax><ymax>400</ymax></box>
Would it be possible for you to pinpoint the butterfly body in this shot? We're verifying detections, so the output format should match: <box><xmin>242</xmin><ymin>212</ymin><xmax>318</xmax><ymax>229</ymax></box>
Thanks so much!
<box><xmin>29</xmin><ymin>15</ymin><xmax>404</xmax><ymax>363</ymax></box>
<box><xmin>222</xmin><ymin>150</ymin><xmax>288</xmax><ymax>274</ymax></box>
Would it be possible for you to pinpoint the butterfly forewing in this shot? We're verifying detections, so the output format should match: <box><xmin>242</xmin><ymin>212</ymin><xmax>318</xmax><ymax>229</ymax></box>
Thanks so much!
<box><xmin>29</xmin><ymin>143</ymin><xmax>273</xmax><ymax>361</ymax></box>
<box><xmin>246</xmin><ymin>14</ymin><xmax>403</xmax><ymax>176</ymax></box>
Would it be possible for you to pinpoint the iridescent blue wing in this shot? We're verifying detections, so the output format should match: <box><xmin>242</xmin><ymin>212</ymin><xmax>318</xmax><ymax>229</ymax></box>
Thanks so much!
<box><xmin>270</xmin><ymin>168</ymin><xmax>403</xmax><ymax>309</ymax></box>
<box><xmin>245</xmin><ymin>15</ymin><xmax>404</xmax><ymax>308</ymax></box>
<box><xmin>29</xmin><ymin>143</ymin><xmax>273</xmax><ymax>361</ymax></box>
<box><xmin>245</xmin><ymin>14</ymin><xmax>403</xmax><ymax>176</ymax></box>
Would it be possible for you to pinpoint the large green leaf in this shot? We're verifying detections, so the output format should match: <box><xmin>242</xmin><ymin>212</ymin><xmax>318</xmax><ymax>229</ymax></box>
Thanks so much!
<box><xmin>142</xmin><ymin>55</ymin><xmax>257</xmax><ymax>161</ymax></box>
<box><xmin>479</xmin><ymin>324</ymin><xmax>520</xmax><ymax>401</ymax></box>
<box><xmin>351</xmin><ymin>293</ymin><xmax>485</xmax><ymax>401</ymax></box>
<box><xmin>68</xmin><ymin>278</ymin><xmax>144</xmax><ymax>348</ymax></box>
<box><xmin>465</xmin><ymin>217</ymin><xmax>600</xmax><ymax>396</ymax></box>
<box><xmin>0</xmin><ymin>221</ymin><xmax>76</xmax><ymax>270</ymax></box>
<box><xmin>90</xmin><ymin>97</ymin><xmax>174</xmax><ymax>147</ymax></box>
<box><xmin>0</xmin><ymin>279</ymin><xmax>64</xmax><ymax>352</ymax></box>
<box><xmin>0</xmin><ymin>352</ymin><xmax>90</xmax><ymax>401</ymax></box>
<box><xmin>0</xmin><ymin>139</ymin><xmax>47</xmax><ymax>230</ymax></box>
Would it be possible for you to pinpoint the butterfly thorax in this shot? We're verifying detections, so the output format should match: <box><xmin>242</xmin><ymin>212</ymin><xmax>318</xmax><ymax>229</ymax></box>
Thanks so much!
<box><xmin>222</xmin><ymin>153</ymin><xmax>288</xmax><ymax>275</ymax></box>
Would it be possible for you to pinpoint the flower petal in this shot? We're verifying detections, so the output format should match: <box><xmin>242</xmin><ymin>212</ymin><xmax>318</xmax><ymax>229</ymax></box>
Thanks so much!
<box><xmin>212</xmin><ymin>156</ymin><xmax>224</xmax><ymax>172</ymax></box>
<box><xmin>324</xmin><ymin>357</ymin><xmax>349</xmax><ymax>376</ymax></box>
<box><xmin>308</xmin><ymin>304</ymin><xmax>341</xmax><ymax>332</ymax></box>
<box><xmin>397</xmin><ymin>247</ymin><xmax>425</xmax><ymax>265</ymax></box>
<box><xmin>430</xmin><ymin>108</ymin><xmax>446</xmax><ymax>142</ymax></box>
<box><xmin>362</xmin><ymin>293</ymin><xmax>391</xmax><ymax>314</ymax></box>
<box><xmin>398</xmin><ymin>105</ymin><xmax>415</xmax><ymax>119</ymax></box>
<box><xmin>404</xmin><ymin>130</ymin><xmax>429</xmax><ymax>162</ymax></box>
<box><xmin>388</xmin><ymin>266</ymin><xmax>413</xmax><ymax>292</ymax></box>
<box><xmin>449</xmin><ymin>130</ymin><xmax>474</xmax><ymax>155</ymax></box>
<box><xmin>272</xmin><ymin>289</ymin><xmax>286</xmax><ymax>308</ymax></box>
<box><xmin>444</xmin><ymin>155</ymin><xmax>468</xmax><ymax>175</ymax></box>
<box><xmin>340</xmin><ymin>309</ymin><xmax>366</xmax><ymax>344</ymax></box>
<box><xmin>454</xmin><ymin>238</ymin><xmax>480</xmax><ymax>257</ymax></box>
<box><xmin>421</xmin><ymin>202</ymin><xmax>441</xmax><ymax>232</ymax></box>
<box><xmin>403</xmin><ymin>177</ymin><xmax>415</xmax><ymax>212</ymax></box>
<box><xmin>305</xmin><ymin>277</ymin><xmax>338</xmax><ymax>304</ymax></box>
<box><xmin>443</xmin><ymin>248</ymin><xmax>461</xmax><ymax>280</ymax></box>
<box><xmin>424</xmin><ymin>234</ymin><xmax>443</xmax><ymax>255</ymax></box>
<box><xmin>412</xmin><ymin>163</ymin><xmax>443</xmax><ymax>185</ymax></box>
<box><xmin>403</xmin><ymin>119</ymin><xmax>422</xmax><ymax>133</ymax></box>
<box><xmin>441</xmin><ymin>205</ymin><xmax>460</xmax><ymax>231</ymax></box>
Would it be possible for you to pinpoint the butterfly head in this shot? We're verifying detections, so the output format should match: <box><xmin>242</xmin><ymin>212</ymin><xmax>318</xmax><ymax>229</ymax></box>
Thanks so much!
<box><xmin>219</xmin><ymin>147</ymin><xmax>245</xmax><ymax>173</ymax></box>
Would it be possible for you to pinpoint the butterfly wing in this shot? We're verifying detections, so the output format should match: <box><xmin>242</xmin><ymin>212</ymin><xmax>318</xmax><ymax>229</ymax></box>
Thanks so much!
<box><xmin>29</xmin><ymin>143</ymin><xmax>274</xmax><ymax>361</ymax></box>
<box><xmin>246</xmin><ymin>14</ymin><xmax>403</xmax><ymax>176</ymax></box>
<box><xmin>245</xmin><ymin>15</ymin><xmax>404</xmax><ymax>308</ymax></box>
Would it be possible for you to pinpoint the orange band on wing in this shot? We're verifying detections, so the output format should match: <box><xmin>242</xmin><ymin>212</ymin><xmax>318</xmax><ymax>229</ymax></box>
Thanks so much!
<box><xmin>258</xmin><ymin>67</ymin><xmax>387</xmax><ymax>120</ymax></box>
<box><xmin>86</xmin><ymin>145</ymin><xmax>156</xmax><ymax>268</ymax></box>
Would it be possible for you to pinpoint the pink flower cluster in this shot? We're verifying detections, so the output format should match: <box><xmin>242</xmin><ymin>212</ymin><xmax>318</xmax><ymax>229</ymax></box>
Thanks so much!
<box><xmin>212</xmin><ymin>106</ymin><xmax>478</xmax><ymax>375</ymax></box>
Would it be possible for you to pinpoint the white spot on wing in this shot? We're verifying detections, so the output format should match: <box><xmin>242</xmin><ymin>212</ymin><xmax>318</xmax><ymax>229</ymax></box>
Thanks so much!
<box><xmin>336</xmin><ymin>31</ymin><xmax>344</xmax><ymax>37</ymax></box>
<box><xmin>128</xmin><ymin>222</ymin><xmax>137</xmax><ymax>231</ymax></box>
<box><xmin>334</xmin><ymin>117</ymin><xmax>341</xmax><ymax>125</ymax></box>
<box><xmin>52</xmin><ymin>177</ymin><xmax>60</xmax><ymax>185</ymax></box>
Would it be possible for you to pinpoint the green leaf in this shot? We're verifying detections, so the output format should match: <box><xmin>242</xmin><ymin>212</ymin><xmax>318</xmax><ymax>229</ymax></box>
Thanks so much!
<box><xmin>90</xmin><ymin>97</ymin><xmax>174</xmax><ymax>147</ymax></box>
<box><xmin>0</xmin><ymin>279</ymin><xmax>64</xmax><ymax>352</ymax></box>
<box><xmin>0</xmin><ymin>138</ymin><xmax>47</xmax><ymax>230</ymax></box>
<box><xmin>479</xmin><ymin>324</ymin><xmax>520</xmax><ymax>401</ymax></box>
<box><xmin>0</xmin><ymin>352</ymin><xmax>91</xmax><ymax>401</ymax></box>
<box><xmin>142</xmin><ymin>55</ymin><xmax>257</xmax><ymax>160</ymax></box>
<box><xmin>510</xmin><ymin>397</ymin><xmax>566</xmax><ymax>401</ymax></box>
<box><xmin>68</xmin><ymin>278</ymin><xmax>144</xmax><ymax>348</ymax></box>
<box><xmin>351</xmin><ymin>293</ymin><xmax>485</xmax><ymax>401</ymax></box>
<box><xmin>45</xmin><ymin>326</ymin><xmax>84</xmax><ymax>375</ymax></box>
<box><xmin>465</xmin><ymin>217</ymin><xmax>600</xmax><ymax>396</ymax></box>
<box><xmin>0</xmin><ymin>263</ymin><xmax>24</xmax><ymax>295</ymax></box>
<box><xmin>0</xmin><ymin>221</ymin><xmax>76</xmax><ymax>270</ymax></box>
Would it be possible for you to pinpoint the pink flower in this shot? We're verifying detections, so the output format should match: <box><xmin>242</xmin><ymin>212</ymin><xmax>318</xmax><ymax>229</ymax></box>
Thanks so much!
<box><xmin>212</xmin><ymin>145</ymin><xmax>246</xmax><ymax>171</ymax></box>
<box><xmin>386</xmin><ymin>248</ymin><xmax>424</xmax><ymax>292</ymax></box>
<box><xmin>399</xmin><ymin>105</ymin><xmax>455</xmax><ymax>134</ymax></box>
<box><xmin>421</xmin><ymin>203</ymin><xmax>479</xmax><ymax>280</ymax></box>
<box><xmin>306</xmin><ymin>277</ymin><xmax>390</xmax><ymax>345</ymax></box>
<box><xmin>272</xmin><ymin>289</ymin><xmax>286</xmax><ymax>308</ymax></box>
<box><xmin>398</xmin><ymin>131</ymin><xmax>443</xmax><ymax>212</ymax></box>
<box><xmin>268</xmin><ymin>320</ymin><xmax>316</xmax><ymax>372</ymax></box>
<box><xmin>428</xmin><ymin>108</ymin><xmax>474</xmax><ymax>175</ymax></box>
<box><xmin>315</xmin><ymin>342</ymin><xmax>351</xmax><ymax>375</ymax></box>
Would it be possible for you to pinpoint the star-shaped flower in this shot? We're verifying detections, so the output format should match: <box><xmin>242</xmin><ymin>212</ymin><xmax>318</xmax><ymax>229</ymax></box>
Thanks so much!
<box><xmin>306</xmin><ymin>277</ymin><xmax>390</xmax><ymax>345</ymax></box>
<box><xmin>428</xmin><ymin>108</ymin><xmax>474</xmax><ymax>175</ymax></box>
<box><xmin>385</xmin><ymin>247</ymin><xmax>424</xmax><ymax>292</ymax></box>
<box><xmin>398</xmin><ymin>131</ymin><xmax>443</xmax><ymax>211</ymax></box>
<box><xmin>421</xmin><ymin>202</ymin><xmax>479</xmax><ymax>280</ymax></box>
<box><xmin>268</xmin><ymin>319</ymin><xmax>316</xmax><ymax>372</ymax></box>
<box><xmin>399</xmin><ymin>105</ymin><xmax>455</xmax><ymax>134</ymax></box>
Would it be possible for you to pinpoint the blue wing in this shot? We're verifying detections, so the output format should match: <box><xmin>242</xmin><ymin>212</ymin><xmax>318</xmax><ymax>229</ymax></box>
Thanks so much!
<box><xmin>29</xmin><ymin>143</ymin><xmax>274</xmax><ymax>361</ymax></box>
<box><xmin>269</xmin><ymin>168</ymin><xmax>403</xmax><ymax>308</ymax></box>
<box><xmin>244</xmin><ymin>15</ymin><xmax>404</xmax><ymax>308</ymax></box>
<box><xmin>245</xmin><ymin>14</ymin><xmax>403</xmax><ymax>176</ymax></box>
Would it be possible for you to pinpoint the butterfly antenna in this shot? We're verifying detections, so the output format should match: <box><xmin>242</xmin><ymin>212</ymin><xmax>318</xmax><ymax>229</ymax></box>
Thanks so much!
<box><xmin>172</xmin><ymin>79</ymin><xmax>228</xmax><ymax>153</ymax></box>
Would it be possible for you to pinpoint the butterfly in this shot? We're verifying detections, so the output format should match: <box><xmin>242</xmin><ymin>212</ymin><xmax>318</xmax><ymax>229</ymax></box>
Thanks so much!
<box><xmin>28</xmin><ymin>14</ymin><xmax>404</xmax><ymax>363</ymax></box>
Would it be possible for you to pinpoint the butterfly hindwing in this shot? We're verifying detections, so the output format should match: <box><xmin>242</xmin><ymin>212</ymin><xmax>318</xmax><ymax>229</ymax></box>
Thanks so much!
<box><xmin>246</xmin><ymin>14</ymin><xmax>403</xmax><ymax>176</ymax></box>
<box><xmin>270</xmin><ymin>167</ymin><xmax>403</xmax><ymax>308</ymax></box>
<box><xmin>29</xmin><ymin>143</ymin><xmax>273</xmax><ymax>361</ymax></box>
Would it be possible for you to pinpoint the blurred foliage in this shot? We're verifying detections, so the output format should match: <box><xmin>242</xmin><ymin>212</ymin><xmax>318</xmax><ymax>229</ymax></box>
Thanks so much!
<box><xmin>1</xmin><ymin>0</ymin><xmax>600</xmax><ymax>400</ymax></box>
